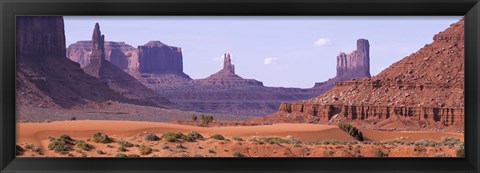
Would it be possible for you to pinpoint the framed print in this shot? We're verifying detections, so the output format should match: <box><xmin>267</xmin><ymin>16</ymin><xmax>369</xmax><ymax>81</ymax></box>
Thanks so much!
<box><xmin>1</xmin><ymin>0</ymin><xmax>479</xmax><ymax>172</ymax></box>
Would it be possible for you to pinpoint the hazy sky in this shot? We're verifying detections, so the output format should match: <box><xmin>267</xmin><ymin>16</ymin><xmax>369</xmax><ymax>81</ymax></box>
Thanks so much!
<box><xmin>64</xmin><ymin>16</ymin><xmax>461</xmax><ymax>88</ymax></box>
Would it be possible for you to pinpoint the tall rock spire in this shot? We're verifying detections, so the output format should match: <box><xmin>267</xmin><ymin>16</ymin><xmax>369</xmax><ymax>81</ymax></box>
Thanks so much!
<box><xmin>90</xmin><ymin>23</ymin><xmax>106</xmax><ymax>63</ymax></box>
<box><xmin>222</xmin><ymin>53</ymin><xmax>235</xmax><ymax>74</ymax></box>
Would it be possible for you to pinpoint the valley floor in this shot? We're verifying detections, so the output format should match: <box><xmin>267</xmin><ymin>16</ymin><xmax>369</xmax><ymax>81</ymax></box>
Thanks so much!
<box><xmin>16</xmin><ymin>120</ymin><xmax>464</xmax><ymax>157</ymax></box>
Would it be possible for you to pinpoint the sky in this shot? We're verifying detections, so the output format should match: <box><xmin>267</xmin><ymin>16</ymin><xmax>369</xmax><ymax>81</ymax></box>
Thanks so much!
<box><xmin>64</xmin><ymin>16</ymin><xmax>462</xmax><ymax>88</ymax></box>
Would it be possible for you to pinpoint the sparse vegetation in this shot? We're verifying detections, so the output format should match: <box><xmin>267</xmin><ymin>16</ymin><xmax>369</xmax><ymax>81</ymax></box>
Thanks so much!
<box><xmin>176</xmin><ymin>143</ymin><xmax>187</xmax><ymax>149</ymax></box>
<box><xmin>92</xmin><ymin>132</ymin><xmax>113</xmax><ymax>143</ymax></box>
<box><xmin>162</xmin><ymin>145</ymin><xmax>170</xmax><ymax>150</ymax></box>
<box><xmin>138</xmin><ymin>145</ymin><xmax>152</xmax><ymax>155</ymax></box>
<box><xmin>186</xmin><ymin>131</ymin><xmax>204</xmax><ymax>142</ymax></box>
<box><xmin>118</xmin><ymin>146</ymin><xmax>128</xmax><ymax>152</ymax></box>
<box><xmin>162</xmin><ymin>132</ymin><xmax>188</xmax><ymax>142</ymax></box>
<box><xmin>75</xmin><ymin>140</ymin><xmax>93</xmax><ymax>151</ymax></box>
<box><xmin>200</xmin><ymin>114</ymin><xmax>214</xmax><ymax>127</ymax></box>
<box><xmin>374</xmin><ymin>149</ymin><xmax>385</xmax><ymax>157</ymax></box>
<box><xmin>210</xmin><ymin>134</ymin><xmax>225</xmax><ymax>140</ymax></box>
<box><xmin>456</xmin><ymin>147</ymin><xmax>465</xmax><ymax>157</ymax></box>
<box><xmin>414</xmin><ymin>139</ymin><xmax>438</xmax><ymax>147</ymax></box>
<box><xmin>48</xmin><ymin>135</ymin><xmax>74</xmax><ymax>154</ymax></box>
<box><xmin>117</xmin><ymin>141</ymin><xmax>134</xmax><ymax>148</ymax></box>
<box><xmin>233</xmin><ymin>151</ymin><xmax>244</xmax><ymax>157</ymax></box>
<box><xmin>115</xmin><ymin>153</ymin><xmax>127</xmax><ymax>158</ymax></box>
<box><xmin>440</xmin><ymin>137</ymin><xmax>462</xmax><ymax>147</ymax></box>
<box><xmin>96</xmin><ymin>150</ymin><xmax>105</xmax><ymax>155</ymax></box>
<box><xmin>338</xmin><ymin>124</ymin><xmax>364</xmax><ymax>141</ymax></box>
<box><xmin>127</xmin><ymin>154</ymin><xmax>141</xmax><ymax>158</ymax></box>
<box><xmin>144</xmin><ymin>134</ymin><xmax>160</xmax><ymax>141</ymax></box>
<box><xmin>232</xmin><ymin>136</ymin><xmax>244</xmax><ymax>141</ymax></box>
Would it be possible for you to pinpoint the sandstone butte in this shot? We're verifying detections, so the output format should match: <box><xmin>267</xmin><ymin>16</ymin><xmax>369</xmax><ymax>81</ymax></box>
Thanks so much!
<box><xmin>248</xmin><ymin>18</ymin><xmax>465</xmax><ymax>133</ymax></box>
<box><xmin>16</xmin><ymin>17</ymin><xmax>171</xmax><ymax>109</ymax></box>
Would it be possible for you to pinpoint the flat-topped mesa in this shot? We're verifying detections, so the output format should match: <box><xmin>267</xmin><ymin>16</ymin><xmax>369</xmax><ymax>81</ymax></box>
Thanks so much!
<box><xmin>138</xmin><ymin>41</ymin><xmax>185</xmax><ymax>75</ymax></box>
<box><xmin>336</xmin><ymin>39</ymin><xmax>370</xmax><ymax>78</ymax></box>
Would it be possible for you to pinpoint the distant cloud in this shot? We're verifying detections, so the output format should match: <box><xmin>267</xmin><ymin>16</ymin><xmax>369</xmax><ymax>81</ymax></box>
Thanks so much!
<box><xmin>264</xmin><ymin>57</ymin><xmax>278</xmax><ymax>65</ymax></box>
<box><xmin>314</xmin><ymin>38</ymin><xmax>334</xmax><ymax>47</ymax></box>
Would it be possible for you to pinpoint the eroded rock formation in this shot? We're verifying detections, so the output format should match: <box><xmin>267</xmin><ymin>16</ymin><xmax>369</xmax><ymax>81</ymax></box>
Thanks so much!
<box><xmin>138</xmin><ymin>41</ymin><xmax>186</xmax><ymax>75</ymax></box>
<box><xmin>82</xmin><ymin>23</ymin><xmax>172</xmax><ymax>108</ymax></box>
<box><xmin>16</xmin><ymin>17</ymin><xmax>128</xmax><ymax>108</ymax></box>
<box><xmin>249</xmin><ymin>19</ymin><xmax>465</xmax><ymax>132</ymax></box>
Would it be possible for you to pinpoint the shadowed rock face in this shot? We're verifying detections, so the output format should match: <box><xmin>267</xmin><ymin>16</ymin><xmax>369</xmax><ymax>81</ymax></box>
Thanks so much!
<box><xmin>250</xmin><ymin>19</ymin><xmax>465</xmax><ymax>132</ymax></box>
<box><xmin>16</xmin><ymin>16</ymin><xmax>128</xmax><ymax>108</ymax></box>
<box><xmin>138</xmin><ymin>41</ymin><xmax>185</xmax><ymax>75</ymax></box>
<box><xmin>82</xmin><ymin>23</ymin><xmax>173</xmax><ymax>108</ymax></box>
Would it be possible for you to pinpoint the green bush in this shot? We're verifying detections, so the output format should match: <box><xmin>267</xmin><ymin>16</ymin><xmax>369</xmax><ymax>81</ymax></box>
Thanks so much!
<box><xmin>92</xmin><ymin>132</ymin><xmax>113</xmax><ymax>143</ymax></box>
<box><xmin>48</xmin><ymin>135</ymin><xmax>73</xmax><ymax>153</ymax></box>
<box><xmin>440</xmin><ymin>137</ymin><xmax>462</xmax><ymax>147</ymax></box>
<box><xmin>138</xmin><ymin>145</ymin><xmax>152</xmax><ymax>155</ymax></box>
<box><xmin>210</xmin><ymin>134</ymin><xmax>225</xmax><ymax>140</ymax></box>
<box><xmin>118</xmin><ymin>146</ymin><xmax>128</xmax><ymax>152</ymax></box>
<box><xmin>75</xmin><ymin>140</ymin><xmax>93</xmax><ymax>151</ymax></box>
<box><xmin>187</xmin><ymin>131</ymin><xmax>204</xmax><ymax>141</ymax></box>
<box><xmin>232</xmin><ymin>136</ymin><xmax>244</xmax><ymax>141</ymax></box>
<box><xmin>233</xmin><ymin>151</ymin><xmax>244</xmax><ymax>157</ymax></box>
<box><xmin>96</xmin><ymin>150</ymin><xmax>105</xmax><ymax>155</ymax></box>
<box><xmin>117</xmin><ymin>141</ymin><xmax>134</xmax><ymax>148</ymax></box>
<box><xmin>338</xmin><ymin>124</ymin><xmax>364</xmax><ymax>141</ymax></box>
<box><xmin>144</xmin><ymin>134</ymin><xmax>160</xmax><ymax>141</ymax></box>
<box><xmin>456</xmin><ymin>147</ymin><xmax>465</xmax><ymax>157</ymax></box>
<box><xmin>374</xmin><ymin>149</ymin><xmax>385</xmax><ymax>157</ymax></box>
<box><xmin>162</xmin><ymin>132</ymin><xmax>188</xmax><ymax>142</ymax></box>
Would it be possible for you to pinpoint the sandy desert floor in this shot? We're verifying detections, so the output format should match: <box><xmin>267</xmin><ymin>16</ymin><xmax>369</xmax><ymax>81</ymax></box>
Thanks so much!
<box><xmin>16</xmin><ymin>120</ymin><xmax>464</xmax><ymax>157</ymax></box>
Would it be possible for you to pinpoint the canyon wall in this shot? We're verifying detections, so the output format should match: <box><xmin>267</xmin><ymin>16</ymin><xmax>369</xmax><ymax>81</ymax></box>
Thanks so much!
<box><xmin>250</xmin><ymin>19</ymin><xmax>464</xmax><ymax>132</ymax></box>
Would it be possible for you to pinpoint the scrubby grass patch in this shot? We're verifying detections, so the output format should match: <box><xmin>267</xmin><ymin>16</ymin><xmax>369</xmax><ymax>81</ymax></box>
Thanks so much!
<box><xmin>138</xmin><ymin>145</ymin><xmax>153</xmax><ymax>155</ymax></box>
<box><xmin>210</xmin><ymin>134</ymin><xmax>225</xmax><ymax>140</ymax></box>
<box><xmin>144</xmin><ymin>134</ymin><xmax>160</xmax><ymax>141</ymax></box>
<box><xmin>440</xmin><ymin>137</ymin><xmax>462</xmax><ymax>147</ymax></box>
<box><xmin>117</xmin><ymin>141</ymin><xmax>134</xmax><ymax>148</ymax></box>
<box><xmin>373</xmin><ymin>149</ymin><xmax>385</xmax><ymax>157</ymax></box>
<box><xmin>92</xmin><ymin>132</ymin><xmax>113</xmax><ymax>143</ymax></box>
<box><xmin>186</xmin><ymin>131</ymin><xmax>204</xmax><ymax>142</ymax></box>
<box><xmin>162</xmin><ymin>132</ymin><xmax>188</xmax><ymax>142</ymax></box>
<box><xmin>48</xmin><ymin>134</ymin><xmax>74</xmax><ymax>154</ymax></box>
<box><xmin>456</xmin><ymin>147</ymin><xmax>465</xmax><ymax>157</ymax></box>
<box><xmin>232</xmin><ymin>136</ymin><xmax>244</xmax><ymax>141</ymax></box>
<box><xmin>338</xmin><ymin>124</ymin><xmax>364</xmax><ymax>141</ymax></box>
<box><xmin>75</xmin><ymin>140</ymin><xmax>93</xmax><ymax>151</ymax></box>
<box><xmin>414</xmin><ymin>139</ymin><xmax>438</xmax><ymax>147</ymax></box>
<box><xmin>115</xmin><ymin>153</ymin><xmax>127</xmax><ymax>158</ymax></box>
<box><xmin>233</xmin><ymin>151</ymin><xmax>244</xmax><ymax>157</ymax></box>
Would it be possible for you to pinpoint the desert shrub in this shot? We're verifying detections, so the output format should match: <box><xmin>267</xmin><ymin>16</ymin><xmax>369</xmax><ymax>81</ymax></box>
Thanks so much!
<box><xmin>258</xmin><ymin>137</ymin><xmax>290</xmax><ymax>144</ymax></box>
<box><xmin>199</xmin><ymin>114</ymin><xmax>214</xmax><ymax>126</ymax></box>
<box><xmin>210</xmin><ymin>134</ymin><xmax>225</xmax><ymax>140</ymax></box>
<box><xmin>75</xmin><ymin>140</ymin><xmax>93</xmax><ymax>151</ymax></box>
<box><xmin>92</xmin><ymin>132</ymin><xmax>113</xmax><ymax>143</ymax></box>
<box><xmin>96</xmin><ymin>150</ymin><xmax>105</xmax><ymax>155</ymax></box>
<box><xmin>165</xmin><ymin>136</ymin><xmax>177</xmax><ymax>142</ymax></box>
<box><xmin>144</xmin><ymin>134</ymin><xmax>160</xmax><ymax>141</ymax></box>
<box><xmin>232</xmin><ymin>136</ymin><xmax>244</xmax><ymax>141</ymax></box>
<box><xmin>233</xmin><ymin>151</ymin><xmax>244</xmax><ymax>157</ymax></box>
<box><xmin>48</xmin><ymin>136</ymin><xmax>73</xmax><ymax>153</ymax></box>
<box><xmin>186</xmin><ymin>131</ymin><xmax>204</xmax><ymax>141</ymax></box>
<box><xmin>115</xmin><ymin>153</ymin><xmax>127</xmax><ymax>158</ymax></box>
<box><xmin>127</xmin><ymin>154</ymin><xmax>140</xmax><ymax>158</ymax></box>
<box><xmin>117</xmin><ymin>141</ymin><xmax>134</xmax><ymax>148</ymax></box>
<box><xmin>176</xmin><ymin>143</ymin><xmax>187</xmax><ymax>149</ymax></box>
<box><xmin>414</xmin><ymin>139</ymin><xmax>438</xmax><ymax>147</ymax></box>
<box><xmin>118</xmin><ymin>146</ymin><xmax>128</xmax><ymax>152</ymax></box>
<box><xmin>325</xmin><ymin>149</ymin><xmax>335</xmax><ymax>157</ymax></box>
<box><xmin>456</xmin><ymin>147</ymin><xmax>465</xmax><ymax>157</ymax></box>
<box><xmin>16</xmin><ymin>145</ymin><xmax>24</xmax><ymax>155</ymax></box>
<box><xmin>138</xmin><ymin>145</ymin><xmax>152</xmax><ymax>155</ymax></box>
<box><xmin>162</xmin><ymin>132</ymin><xmax>188</xmax><ymax>142</ymax></box>
<box><xmin>440</xmin><ymin>137</ymin><xmax>462</xmax><ymax>147</ymax></box>
<box><xmin>162</xmin><ymin>145</ymin><xmax>170</xmax><ymax>150</ymax></box>
<box><xmin>338</xmin><ymin>124</ymin><xmax>364</xmax><ymax>141</ymax></box>
<box><xmin>25</xmin><ymin>144</ymin><xmax>34</xmax><ymax>150</ymax></box>
<box><xmin>373</xmin><ymin>149</ymin><xmax>385</xmax><ymax>157</ymax></box>
<box><xmin>191</xmin><ymin>114</ymin><xmax>197</xmax><ymax>122</ymax></box>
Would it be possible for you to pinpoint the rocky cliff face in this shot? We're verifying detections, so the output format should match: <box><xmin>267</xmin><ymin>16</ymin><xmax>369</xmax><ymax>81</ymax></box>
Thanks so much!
<box><xmin>67</xmin><ymin>41</ymin><xmax>138</xmax><ymax>71</ymax></box>
<box><xmin>138</xmin><ymin>41</ymin><xmax>186</xmax><ymax>75</ymax></box>
<box><xmin>16</xmin><ymin>17</ymin><xmax>130</xmax><ymax>108</ymax></box>
<box><xmin>250</xmin><ymin>19</ymin><xmax>464</xmax><ymax>132</ymax></box>
<box><xmin>82</xmin><ymin>23</ymin><xmax>172</xmax><ymax>108</ymax></box>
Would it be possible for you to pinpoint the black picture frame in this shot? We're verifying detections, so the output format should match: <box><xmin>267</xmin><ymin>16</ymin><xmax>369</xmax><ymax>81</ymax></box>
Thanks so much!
<box><xmin>1</xmin><ymin>0</ymin><xmax>479</xmax><ymax>173</ymax></box>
